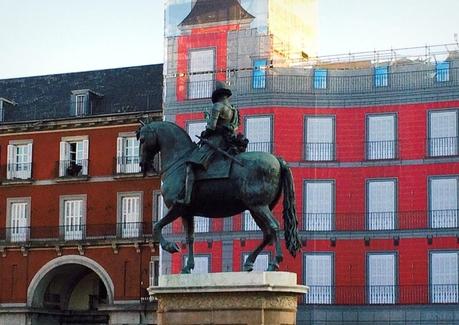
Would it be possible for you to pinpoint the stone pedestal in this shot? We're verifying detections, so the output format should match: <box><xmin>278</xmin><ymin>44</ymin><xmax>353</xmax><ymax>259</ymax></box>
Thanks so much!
<box><xmin>148</xmin><ymin>272</ymin><xmax>308</xmax><ymax>325</ymax></box>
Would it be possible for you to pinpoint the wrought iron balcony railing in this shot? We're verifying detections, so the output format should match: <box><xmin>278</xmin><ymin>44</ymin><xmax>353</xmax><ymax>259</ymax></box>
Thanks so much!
<box><xmin>300</xmin><ymin>284</ymin><xmax>459</xmax><ymax>305</ymax></box>
<box><xmin>304</xmin><ymin>143</ymin><xmax>335</xmax><ymax>161</ymax></box>
<box><xmin>366</xmin><ymin>140</ymin><xmax>399</xmax><ymax>160</ymax></box>
<box><xmin>301</xmin><ymin>209</ymin><xmax>458</xmax><ymax>232</ymax></box>
<box><xmin>0</xmin><ymin>222</ymin><xmax>154</xmax><ymax>245</ymax></box>
<box><xmin>427</xmin><ymin>137</ymin><xmax>459</xmax><ymax>157</ymax></box>
<box><xmin>6</xmin><ymin>163</ymin><xmax>33</xmax><ymax>180</ymax></box>
<box><xmin>115</xmin><ymin>155</ymin><xmax>141</xmax><ymax>174</ymax></box>
<box><xmin>58</xmin><ymin>159</ymin><xmax>89</xmax><ymax>177</ymax></box>
<box><xmin>246</xmin><ymin>141</ymin><xmax>273</xmax><ymax>153</ymax></box>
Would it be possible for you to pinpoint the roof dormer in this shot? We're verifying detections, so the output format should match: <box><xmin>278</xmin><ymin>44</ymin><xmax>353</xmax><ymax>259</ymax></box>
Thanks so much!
<box><xmin>70</xmin><ymin>89</ymin><xmax>103</xmax><ymax>117</ymax></box>
<box><xmin>0</xmin><ymin>97</ymin><xmax>17</xmax><ymax>122</ymax></box>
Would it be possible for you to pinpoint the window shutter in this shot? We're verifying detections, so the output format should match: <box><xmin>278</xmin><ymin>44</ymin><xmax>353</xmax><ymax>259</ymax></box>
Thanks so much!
<box><xmin>7</xmin><ymin>144</ymin><xmax>14</xmax><ymax>179</ymax></box>
<box><xmin>245</xmin><ymin>117</ymin><xmax>272</xmax><ymax>152</ymax></box>
<box><xmin>82</xmin><ymin>139</ymin><xmax>89</xmax><ymax>175</ymax></box>
<box><xmin>59</xmin><ymin>141</ymin><xmax>69</xmax><ymax>176</ymax></box>
<box><xmin>305</xmin><ymin>182</ymin><xmax>333</xmax><ymax>230</ymax></box>
<box><xmin>368</xmin><ymin>180</ymin><xmax>396</xmax><ymax>230</ymax></box>
<box><xmin>368</xmin><ymin>115</ymin><xmax>395</xmax><ymax>142</ymax></box>
<box><xmin>116</xmin><ymin>137</ymin><xmax>123</xmax><ymax>173</ymax></box>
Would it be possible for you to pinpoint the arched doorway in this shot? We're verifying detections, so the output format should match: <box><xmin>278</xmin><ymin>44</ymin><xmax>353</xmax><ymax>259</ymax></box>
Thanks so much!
<box><xmin>28</xmin><ymin>256</ymin><xmax>114</xmax><ymax>325</ymax></box>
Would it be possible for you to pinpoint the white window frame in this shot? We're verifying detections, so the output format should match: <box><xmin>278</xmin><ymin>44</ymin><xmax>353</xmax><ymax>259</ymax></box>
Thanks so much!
<box><xmin>243</xmin><ymin>252</ymin><xmax>269</xmax><ymax>272</ymax></box>
<box><xmin>245</xmin><ymin>115</ymin><xmax>273</xmax><ymax>153</ymax></box>
<box><xmin>149</xmin><ymin>256</ymin><xmax>160</xmax><ymax>287</ymax></box>
<box><xmin>367</xmin><ymin>179</ymin><xmax>397</xmax><ymax>230</ymax></box>
<box><xmin>75</xmin><ymin>94</ymin><xmax>86</xmax><ymax>116</ymax></box>
<box><xmin>7</xmin><ymin>197</ymin><xmax>31</xmax><ymax>243</ymax></box>
<box><xmin>430</xmin><ymin>251</ymin><xmax>459</xmax><ymax>303</ymax></box>
<box><xmin>184</xmin><ymin>255</ymin><xmax>210</xmax><ymax>274</ymax></box>
<box><xmin>152</xmin><ymin>191</ymin><xmax>164</xmax><ymax>224</ymax></box>
<box><xmin>7</xmin><ymin>140</ymin><xmax>33</xmax><ymax>180</ymax></box>
<box><xmin>116</xmin><ymin>133</ymin><xmax>140</xmax><ymax>174</ymax></box>
<box><xmin>59</xmin><ymin>195</ymin><xmax>86</xmax><ymax>241</ymax></box>
<box><xmin>304</xmin><ymin>253</ymin><xmax>333</xmax><ymax>304</ymax></box>
<box><xmin>366</xmin><ymin>114</ymin><xmax>397</xmax><ymax>160</ymax></box>
<box><xmin>188</xmin><ymin>48</ymin><xmax>215</xmax><ymax>99</ymax></box>
<box><xmin>429</xmin><ymin>176</ymin><xmax>458</xmax><ymax>228</ymax></box>
<box><xmin>428</xmin><ymin>110</ymin><xmax>459</xmax><ymax>157</ymax></box>
<box><xmin>303</xmin><ymin>180</ymin><xmax>334</xmax><ymax>231</ymax></box>
<box><xmin>367</xmin><ymin>253</ymin><xmax>396</xmax><ymax>304</ymax></box>
<box><xmin>59</xmin><ymin>136</ymin><xmax>89</xmax><ymax>177</ymax></box>
<box><xmin>304</xmin><ymin>116</ymin><xmax>335</xmax><ymax>161</ymax></box>
<box><xmin>117</xmin><ymin>192</ymin><xmax>143</xmax><ymax>238</ymax></box>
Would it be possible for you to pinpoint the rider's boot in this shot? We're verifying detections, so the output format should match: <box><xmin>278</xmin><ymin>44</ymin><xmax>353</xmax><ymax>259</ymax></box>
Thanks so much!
<box><xmin>175</xmin><ymin>165</ymin><xmax>194</xmax><ymax>206</ymax></box>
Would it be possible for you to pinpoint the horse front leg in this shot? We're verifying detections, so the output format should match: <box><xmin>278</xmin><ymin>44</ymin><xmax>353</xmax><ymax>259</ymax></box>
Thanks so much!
<box><xmin>153</xmin><ymin>207</ymin><xmax>181</xmax><ymax>253</ymax></box>
<box><xmin>181</xmin><ymin>215</ymin><xmax>195</xmax><ymax>274</ymax></box>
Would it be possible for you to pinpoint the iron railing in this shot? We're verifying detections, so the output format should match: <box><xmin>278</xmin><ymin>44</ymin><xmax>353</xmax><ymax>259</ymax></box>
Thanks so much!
<box><xmin>366</xmin><ymin>140</ymin><xmax>399</xmax><ymax>160</ymax></box>
<box><xmin>300</xmin><ymin>284</ymin><xmax>459</xmax><ymax>305</ymax></box>
<box><xmin>246</xmin><ymin>141</ymin><xmax>273</xmax><ymax>153</ymax></box>
<box><xmin>115</xmin><ymin>155</ymin><xmax>141</xmax><ymax>174</ymax></box>
<box><xmin>58</xmin><ymin>159</ymin><xmax>88</xmax><ymax>177</ymax></box>
<box><xmin>304</xmin><ymin>143</ymin><xmax>335</xmax><ymax>161</ymax></box>
<box><xmin>0</xmin><ymin>222</ymin><xmax>154</xmax><ymax>244</ymax></box>
<box><xmin>6</xmin><ymin>163</ymin><xmax>33</xmax><ymax>180</ymax></box>
<box><xmin>427</xmin><ymin>137</ymin><xmax>459</xmax><ymax>157</ymax></box>
<box><xmin>301</xmin><ymin>210</ymin><xmax>458</xmax><ymax>231</ymax></box>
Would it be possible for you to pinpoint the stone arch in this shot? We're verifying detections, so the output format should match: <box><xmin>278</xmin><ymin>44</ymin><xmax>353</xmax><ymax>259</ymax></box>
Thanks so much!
<box><xmin>27</xmin><ymin>255</ymin><xmax>114</xmax><ymax>307</ymax></box>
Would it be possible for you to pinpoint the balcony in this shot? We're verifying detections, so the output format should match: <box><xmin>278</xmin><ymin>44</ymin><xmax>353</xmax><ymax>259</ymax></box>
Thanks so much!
<box><xmin>246</xmin><ymin>141</ymin><xmax>273</xmax><ymax>153</ymax></box>
<box><xmin>114</xmin><ymin>155</ymin><xmax>160</xmax><ymax>176</ymax></box>
<box><xmin>304</xmin><ymin>142</ymin><xmax>335</xmax><ymax>161</ymax></box>
<box><xmin>427</xmin><ymin>137</ymin><xmax>459</xmax><ymax>157</ymax></box>
<box><xmin>6</xmin><ymin>163</ymin><xmax>33</xmax><ymax>181</ymax></box>
<box><xmin>300</xmin><ymin>284</ymin><xmax>459</xmax><ymax>305</ymax></box>
<box><xmin>366</xmin><ymin>140</ymin><xmax>399</xmax><ymax>160</ymax></box>
<box><xmin>58</xmin><ymin>159</ymin><xmax>88</xmax><ymax>178</ymax></box>
<box><xmin>0</xmin><ymin>222</ymin><xmax>153</xmax><ymax>246</ymax></box>
<box><xmin>301</xmin><ymin>210</ymin><xmax>458</xmax><ymax>232</ymax></box>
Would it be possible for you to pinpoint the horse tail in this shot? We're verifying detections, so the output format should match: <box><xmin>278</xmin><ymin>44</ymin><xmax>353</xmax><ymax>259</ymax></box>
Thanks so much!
<box><xmin>278</xmin><ymin>158</ymin><xmax>301</xmax><ymax>257</ymax></box>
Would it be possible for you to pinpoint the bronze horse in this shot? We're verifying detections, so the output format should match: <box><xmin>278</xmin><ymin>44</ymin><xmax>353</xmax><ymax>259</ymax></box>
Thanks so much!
<box><xmin>138</xmin><ymin>121</ymin><xmax>300</xmax><ymax>273</ymax></box>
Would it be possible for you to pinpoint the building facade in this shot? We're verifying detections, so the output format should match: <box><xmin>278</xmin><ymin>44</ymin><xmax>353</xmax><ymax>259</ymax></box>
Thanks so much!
<box><xmin>0</xmin><ymin>65</ymin><xmax>163</xmax><ymax>325</ymax></box>
<box><xmin>162</xmin><ymin>0</ymin><xmax>459</xmax><ymax>323</ymax></box>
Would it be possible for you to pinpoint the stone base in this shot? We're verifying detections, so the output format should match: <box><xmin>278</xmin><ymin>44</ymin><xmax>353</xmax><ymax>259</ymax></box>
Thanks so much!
<box><xmin>148</xmin><ymin>272</ymin><xmax>308</xmax><ymax>325</ymax></box>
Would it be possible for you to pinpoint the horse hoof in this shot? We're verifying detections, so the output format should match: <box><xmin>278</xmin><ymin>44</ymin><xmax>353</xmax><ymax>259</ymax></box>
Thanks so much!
<box><xmin>267</xmin><ymin>263</ymin><xmax>279</xmax><ymax>272</ymax></box>
<box><xmin>243</xmin><ymin>263</ymin><xmax>254</xmax><ymax>272</ymax></box>
<box><xmin>181</xmin><ymin>268</ymin><xmax>191</xmax><ymax>274</ymax></box>
<box><xmin>163</xmin><ymin>242</ymin><xmax>180</xmax><ymax>253</ymax></box>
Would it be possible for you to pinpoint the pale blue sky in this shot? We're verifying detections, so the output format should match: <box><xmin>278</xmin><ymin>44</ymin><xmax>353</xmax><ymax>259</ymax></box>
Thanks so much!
<box><xmin>0</xmin><ymin>0</ymin><xmax>458</xmax><ymax>79</ymax></box>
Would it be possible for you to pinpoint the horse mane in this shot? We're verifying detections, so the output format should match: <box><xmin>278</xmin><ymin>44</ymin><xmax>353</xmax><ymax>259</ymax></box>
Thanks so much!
<box><xmin>160</xmin><ymin>121</ymin><xmax>194</xmax><ymax>145</ymax></box>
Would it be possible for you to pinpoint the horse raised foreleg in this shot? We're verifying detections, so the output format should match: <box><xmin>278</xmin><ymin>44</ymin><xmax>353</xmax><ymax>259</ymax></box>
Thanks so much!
<box><xmin>181</xmin><ymin>215</ymin><xmax>195</xmax><ymax>274</ymax></box>
<box><xmin>243</xmin><ymin>207</ymin><xmax>271</xmax><ymax>272</ymax></box>
<box><xmin>153</xmin><ymin>207</ymin><xmax>181</xmax><ymax>254</ymax></box>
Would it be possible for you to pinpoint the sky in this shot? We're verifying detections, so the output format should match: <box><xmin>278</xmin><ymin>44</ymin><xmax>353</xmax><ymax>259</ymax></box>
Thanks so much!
<box><xmin>0</xmin><ymin>0</ymin><xmax>458</xmax><ymax>79</ymax></box>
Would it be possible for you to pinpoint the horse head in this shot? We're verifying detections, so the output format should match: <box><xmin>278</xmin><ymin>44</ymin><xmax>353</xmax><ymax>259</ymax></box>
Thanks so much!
<box><xmin>137</xmin><ymin>122</ymin><xmax>159</xmax><ymax>176</ymax></box>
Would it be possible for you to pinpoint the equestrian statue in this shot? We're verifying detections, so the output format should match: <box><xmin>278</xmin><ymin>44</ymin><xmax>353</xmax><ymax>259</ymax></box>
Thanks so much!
<box><xmin>137</xmin><ymin>81</ymin><xmax>301</xmax><ymax>273</ymax></box>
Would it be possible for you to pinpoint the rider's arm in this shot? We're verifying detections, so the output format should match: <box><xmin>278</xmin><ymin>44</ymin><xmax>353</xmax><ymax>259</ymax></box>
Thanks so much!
<box><xmin>206</xmin><ymin>103</ymin><xmax>223</xmax><ymax>130</ymax></box>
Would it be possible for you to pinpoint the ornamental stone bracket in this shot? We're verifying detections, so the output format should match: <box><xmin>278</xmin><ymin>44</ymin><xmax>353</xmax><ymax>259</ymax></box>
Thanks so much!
<box><xmin>0</xmin><ymin>247</ymin><xmax>6</xmax><ymax>257</ymax></box>
<box><xmin>20</xmin><ymin>246</ymin><xmax>28</xmax><ymax>257</ymax></box>
<box><xmin>77</xmin><ymin>245</ymin><xmax>85</xmax><ymax>256</ymax></box>
<box><xmin>111</xmin><ymin>242</ymin><xmax>119</xmax><ymax>254</ymax></box>
<box><xmin>148</xmin><ymin>241</ymin><xmax>156</xmax><ymax>253</ymax></box>
<box><xmin>55</xmin><ymin>245</ymin><xmax>62</xmax><ymax>256</ymax></box>
<box><xmin>149</xmin><ymin>272</ymin><xmax>308</xmax><ymax>325</ymax></box>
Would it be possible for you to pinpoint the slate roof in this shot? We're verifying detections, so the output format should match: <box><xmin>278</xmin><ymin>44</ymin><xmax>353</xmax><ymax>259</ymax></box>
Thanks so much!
<box><xmin>179</xmin><ymin>0</ymin><xmax>254</xmax><ymax>27</ymax></box>
<box><xmin>0</xmin><ymin>64</ymin><xmax>163</xmax><ymax>123</ymax></box>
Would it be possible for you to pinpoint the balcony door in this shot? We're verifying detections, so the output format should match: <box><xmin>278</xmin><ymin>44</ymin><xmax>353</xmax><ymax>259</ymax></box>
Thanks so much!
<box><xmin>245</xmin><ymin>116</ymin><xmax>272</xmax><ymax>152</ymax></box>
<box><xmin>64</xmin><ymin>200</ymin><xmax>83</xmax><ymax>240</ymax></box>
<box><xmin>368</xmin><ymin>253</ymin><xmax>396</xmax><ymax>304</ymax></box>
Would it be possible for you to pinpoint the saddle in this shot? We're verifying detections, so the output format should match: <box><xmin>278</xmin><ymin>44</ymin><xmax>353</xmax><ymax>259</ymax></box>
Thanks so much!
<box><xmin>195</xmin><ymin>156</ymin><xmax>233</xmax><ymax>181</ymax></box>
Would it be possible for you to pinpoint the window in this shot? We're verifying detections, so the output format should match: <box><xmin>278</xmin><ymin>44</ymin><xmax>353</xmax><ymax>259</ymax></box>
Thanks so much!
<box><xmin>375</xmin><ymin>66</ymin><xmax>389</xmax><ymax>87</ymax></box>
<box><xmin>118</xmin><ymin>193</ymin><xmax>142</xmax><ymax>238</ymax></box>
<box><xmin>7</xmin><ymin>198</ymin><xmax>30</xmax><ymax>242</ymax></box>
<box><xmin>436</xmin><ymin>62</ymin><xmax>450</xmax><ymax>82</ymax></box>
<box><xmin>149</xmin><ymin>257</ymin><xmax>160</xmax><ymax>287</ymax></box>
<box><xmin>116</xmin><ymin>135</ymin><xmax>140</xmax><ymax>174</ymax></box>
<box><xmin>194</xmin><ymin>216</ymin><xmax>209</xmax><ymax>233</ymax></box>
<box><xmin>366</xmin><ymin>114</ymin><xmax>397</xmax><ymax>160</ymax></box>
<box><xmin>152</xmin><ymin>191</ymin><xmax>164</xmax><ymax>224</ymax></box>
<box><xmin>245</xmin><ymin>116</ymin><xmax>272</xmax><ymax>152</ymax></box>
<box><xmin>304</xmin><ymin>116</ymin><xmax>335</xmax><ymax>161</ymax></box>
<box><xmin>0</xmin><ymin>100</ymin><xmax>3</xmax><ymax>122</ymax></box>
<box><xmin>367</xmin><ymin>179</ymin><xmax>396</xmax><ymax>230</ymax></box>
<box><xmin>75</xmin><ymin>94</ymin><xmax>87</xmax><ymax>116</ymax></box>
<box><xmin>431</xmin><ymin>252</ymin><xmax>458</xmax><ymax>303</ymax></box>
<box><xmin>187</xmin><ymin>121</ymin><xmax>207</xmax><ymax>143</ymax></box>
<box><xmin>7</xmin><ymin>142</ymin><xmax>33</xmax><ymax>180</ymax></box>
<box><xmin>429</xmin><ymin>177</ymin><xmax>458</xmax><ymax>228</ymax></box>
<box><xmin>60</xmin><ymin>196</ymin><xmax>86</xmax><ymax>241</ymax></box>
<box><xmin>188</xmin><ymin>48</ymin><xmax>214</xmax><ymax>99</ymax></box>
<box><xmin>304</xmin><ymin>254</ymin><xmax>333</xmax><ymax>304</ymax></box>
<box><xmin>428</xmin><ymin>110</ymin><xmax>458</xmax><ymax>157</ymax></box>
<box><xmin>243</xmin><ymin>210</ymin><xmax>260</xmax><ymax>231</ymax></box>
<box><xmin>59</xmin><ymin>138</ymin><xmax>89</xmax><ymax>177</ymax></box>
<box><xmin>303</xmin><ymin>181</ymin><xmax>334</xmax><ymax>231</ymax></box>
<box><xmin>184</xmin><ymin>255</ymin><xmax>209</xmax><ymax>274</ymax></box>
<box><xmin>313</xmin><ymin>69</ymin><xmax>327</xmax><ymax>89</ymax></box>
<box><xmin>253</xmin><ymin>59</ymin><xmax>267</xmax><ymax>89</ymax></box>
<box><xmin>368</xmin><ymin>253</ymin><xmax>396</xmax><ymax>304</ymax></box>
<box><xmin>243</xmin><ymin>253</ymin><xmax>269</xmax><ymax>272</ymax></box>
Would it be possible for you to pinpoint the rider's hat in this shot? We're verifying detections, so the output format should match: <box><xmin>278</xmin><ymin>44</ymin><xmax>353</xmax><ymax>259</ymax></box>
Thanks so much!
<box><xmin>211</xmin><ymin>81</ymin><xmax>232</xmax><ymax>103</ymax></box>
